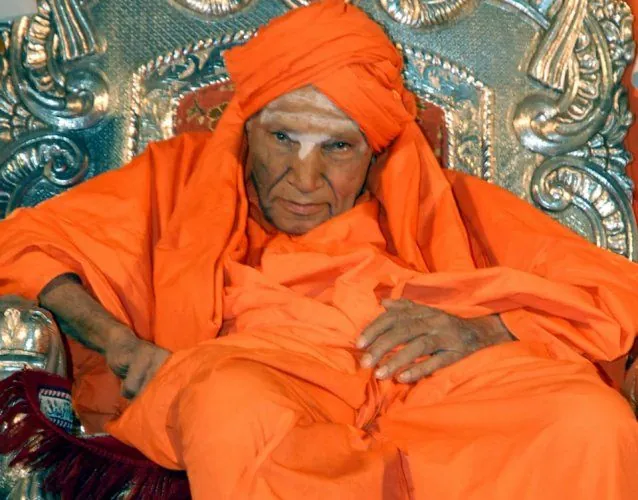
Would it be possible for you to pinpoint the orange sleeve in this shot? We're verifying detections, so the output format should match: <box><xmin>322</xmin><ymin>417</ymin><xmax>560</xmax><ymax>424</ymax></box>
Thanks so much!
<box><xmin>446</xmin><ymin>171</ymin><xmax>638</xmax><ymax>383</ymax></box>
<box><xmin>0</xmin><ymin>132</ymin><xmax>210</xmax><ymax>338</ymax></box>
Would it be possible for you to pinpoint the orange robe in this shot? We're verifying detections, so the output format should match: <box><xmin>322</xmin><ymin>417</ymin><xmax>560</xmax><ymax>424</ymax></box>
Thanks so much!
<box><xmin>1</xmin><ymin>1</ymin><xmax>638</xmax><ymax>498</ymax></box>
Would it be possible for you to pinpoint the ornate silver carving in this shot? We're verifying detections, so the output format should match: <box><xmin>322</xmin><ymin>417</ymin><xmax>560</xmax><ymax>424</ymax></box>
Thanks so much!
<box><xmin>279</xmin><ymin>0</ymin><xmax>312</xmax><ymax>7</ymax></box>
<box><xmin>9</xmin><ymin>1</ymin><xmax>108</xmax><ymax>131</ymax></box>
<box><xmin>50</xmin><ymin>0</ymin><xmax>101</xmax><ymax>61</ymax></box>
<box><xmin>126</xmin><ymin>31</ymin><xmax>253</xmax><ymax>161</ymax></box>
<box><xmin>170</xmin><ymin>0</ymin><xmax>252</xmax><ymax>18</ymax></box>
<box><xmin>514</xmin><ymin>17</ymin><xmax>612</xmax><ymax>156</ymax></box>
<box><xmin>514</xmin><ymin>0</ymin><xmax>636</xmax><ymax>259</ymax></box>
<box><xmin>378</xmin><ymin>0</ymin><xmax>475</xmax><ymax>27</ymax></box>
<box><xmin>528</xmin><ymin>0</ymin><xmax>588</xmax><ymax>91</ymax></box>
<box><xmin>0</xmin><ymin>297</ymin><xmax>66</xmax><ymax>380</ymax></box>
<box><xmin>402</xmin><ymin>45</ymin><xmax>494</xmax><ymax>180</ymax></box>
<box><xmin>0</xmin><ymin>457</ymin><xmax>53</xmax><ymax>500</ymax></box>
<box><xmin>532</xmin><ymin>155</ymin><xmax>637</xmax><ymax>258</ymax></box>
<box><xmin>0</xmin><ymin>295</ymin><xmax>68</xmax><ymax>498</ymax></box>
<box><xmin>0</xmin><ymin>26</ymin><xmax>46</xmax><ymax>143</ymax></box>
<box><xmin>0</xmin><ymin>0</ymin><xmax>106</xmax><ymax>218</ymax></box>
<box><xmin>0</xmin><ymin>132</ymin><xmax>89</xmax><ymax>217</ymax></box>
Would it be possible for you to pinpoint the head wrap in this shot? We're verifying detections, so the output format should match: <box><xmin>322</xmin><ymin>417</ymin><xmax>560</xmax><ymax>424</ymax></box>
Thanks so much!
<box><xmin>153</xmin><ymin>0</ymin><xmax>475</xmax><ymax>349</ymax></box>
<box><xmin>225</xmin><ymin>0</ymin><xmax>416</xmax><ymax>152</ymax></box>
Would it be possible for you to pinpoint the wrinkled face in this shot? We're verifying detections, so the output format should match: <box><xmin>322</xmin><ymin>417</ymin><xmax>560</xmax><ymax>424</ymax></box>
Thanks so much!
<box><xmin>246</xmin><ymin>86</ymin><xmax>374</xmax><ymax>235</ymax></box>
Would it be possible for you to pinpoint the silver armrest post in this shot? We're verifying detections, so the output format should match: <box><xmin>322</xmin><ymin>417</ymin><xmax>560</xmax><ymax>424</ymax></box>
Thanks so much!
<box><xmin>0</xmin><ymin>296</ymin><xmax>67</xmax><ymax>500</ymax></box>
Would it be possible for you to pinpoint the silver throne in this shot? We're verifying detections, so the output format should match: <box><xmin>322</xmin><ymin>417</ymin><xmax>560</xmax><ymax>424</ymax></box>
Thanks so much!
<box><xmin>0</xmin><ymin>0</ymin><xmax>635</xmax><ymax>497</ymax></box>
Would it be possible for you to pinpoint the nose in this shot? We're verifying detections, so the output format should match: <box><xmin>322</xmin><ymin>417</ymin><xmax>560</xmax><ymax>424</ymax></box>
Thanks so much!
<box><xmin>288</xmin><ymin>147</ymin><xmax>324</xmax><ymax>194</ymax></box>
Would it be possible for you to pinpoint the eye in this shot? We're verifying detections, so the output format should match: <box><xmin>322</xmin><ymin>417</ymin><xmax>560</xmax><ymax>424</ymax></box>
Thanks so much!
<box><xmin>272</xmin><ymin>131</ymin><xmax>291</xmax><ymax>143</ymax></box>
<box><xmin>324</xmin><ymin>141</ymin><xmax>352</xmax><ymax>152</ymax></box>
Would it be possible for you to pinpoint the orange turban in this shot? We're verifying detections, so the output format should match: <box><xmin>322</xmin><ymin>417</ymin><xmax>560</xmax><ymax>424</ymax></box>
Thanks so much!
<box><xmin>225</xmin><ymin>0</ymin><xmax>416</xmax><ymax>151</ymax></box>
<box><xmin>152</xmin><ymin>0</ymin><xmax>638</xmax><ymax>367</ymax></box>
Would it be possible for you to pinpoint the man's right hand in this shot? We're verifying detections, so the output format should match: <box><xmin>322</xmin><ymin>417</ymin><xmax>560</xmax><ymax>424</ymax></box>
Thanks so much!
<box><xmin>38</xmin><ymin>274</ymin><xmax>171</xmax><ymax>399</ymax></box>
<box><xmin>105</xmin><ymin>326</ymin><xmax>170</xmax><ymax>399</ymax></box>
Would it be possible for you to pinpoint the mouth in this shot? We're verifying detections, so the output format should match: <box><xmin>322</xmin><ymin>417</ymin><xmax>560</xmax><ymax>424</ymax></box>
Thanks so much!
<box><xmin>279</xmin><ymin>199</ymin><xmax>325</xmax><ymax>216</ymax></box>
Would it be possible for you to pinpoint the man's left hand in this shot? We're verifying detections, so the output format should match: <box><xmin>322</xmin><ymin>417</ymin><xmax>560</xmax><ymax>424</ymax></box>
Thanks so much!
<box><xmin>357</xmin><ymin>299</ymin><xmax>514</xmax><ymax>383</ymax></box>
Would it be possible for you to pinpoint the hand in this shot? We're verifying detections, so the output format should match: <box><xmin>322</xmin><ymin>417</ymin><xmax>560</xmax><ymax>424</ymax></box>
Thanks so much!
<box><xmin>105</xmin><ymin>326</ymin><xmax>170</xmax><ymax>399</ymax></box>
<box><xmin>357</xmin><ymin>299</ymin><xmax>513</xmax><ymax>383</ymax></box>
<box><xmin>0</xmin><ymin>295</ymin><xmax>38</xmax><ymax>310</ymax></box>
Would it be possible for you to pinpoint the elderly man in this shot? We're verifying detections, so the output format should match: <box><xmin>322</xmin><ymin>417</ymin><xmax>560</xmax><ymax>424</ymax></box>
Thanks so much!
<box><xmin>2</xmin><ymin>1</ymin><xmax>638</xmax><ymax>498</ymax></box>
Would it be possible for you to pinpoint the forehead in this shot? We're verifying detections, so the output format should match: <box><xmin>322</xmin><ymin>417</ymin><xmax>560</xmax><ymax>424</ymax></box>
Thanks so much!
<box><xmin>258</xmin><ymin>87</ymin><xmax>360</xmax><ymax>134</ymax></box>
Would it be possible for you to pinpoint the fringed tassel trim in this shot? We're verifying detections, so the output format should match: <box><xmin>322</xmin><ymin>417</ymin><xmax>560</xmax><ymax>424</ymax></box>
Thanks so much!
<box><xmin>0</xmin><ymin>370</ymin><xmax>190</xmax><ymax>499</ymax></box>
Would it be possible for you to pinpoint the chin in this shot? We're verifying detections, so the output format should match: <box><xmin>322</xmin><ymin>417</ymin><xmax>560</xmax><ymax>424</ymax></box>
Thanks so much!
<box><xmin>274</xmin><ymin>217</ymin><xmax>325</xmax><ymax>235</ymax></box>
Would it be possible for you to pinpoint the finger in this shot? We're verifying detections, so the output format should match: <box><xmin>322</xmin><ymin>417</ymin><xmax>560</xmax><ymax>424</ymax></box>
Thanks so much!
<box><xmin>397</xmin><ymin>351</ymin><xmax>460</xmax><ymax>383</ymax></box>
<box><xmin>137</xmin><ymin>350</ymin><xmax>171</xmax><ymax>396</ymax></box>
<box><xmin>375</xmin><ymin>336</ymin><xmax>437</xmax><ymax>379</ymax></box>
<box><xmin>110</xmin><ymin>353</ymin><xmax>133</xmax><ymax>379</ymax></box>
<box><xmin>121</xmin><ymin>355</ymin><xmax>151</xmax><ymax>399</ymax></box>
<box><xmin>364</xmin><ymin>323</ymin><xmax>423</xmax><ymax>369</ymax></box>
<box><xmin>357</xmin><ymin>310</ymin><xmax>400</xmax><ymax>349</ymax></box>
<box><xmin>380</xmin><ymin>298</ymin><xmax>414</xmax><ymax>310</ymax></box>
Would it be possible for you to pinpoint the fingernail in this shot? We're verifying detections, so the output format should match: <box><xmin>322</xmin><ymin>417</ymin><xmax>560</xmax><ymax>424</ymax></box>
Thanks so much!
<box><xmin>375</xmin><ymin>366</ymin><xmax>389</xmax><ymax>379</ymax></box>
<box><xmin>398</xmin><ymin>371</ymin><xmax>411</xmax><ymax>382</ymax></box>
<box><xmin>356</xmin><ymin>337</ymin><xmax>366</xmax><ymax>349</ymax></box>
<box><xmin>361</xmin><ymin>354</ymin><xmax>373</xmax><ymax>368</ymax></box>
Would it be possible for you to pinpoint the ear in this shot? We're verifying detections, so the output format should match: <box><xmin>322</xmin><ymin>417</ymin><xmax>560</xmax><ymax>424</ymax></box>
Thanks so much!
<box><xmin>245</xmin><ymin>115</ymin><xmax>256</xmax><ymax>134</ymax></box>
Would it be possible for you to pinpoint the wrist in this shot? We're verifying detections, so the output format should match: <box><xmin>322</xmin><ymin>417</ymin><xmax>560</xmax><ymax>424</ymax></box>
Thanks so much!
<box><xmin>104</xmin><ymin>323</ymin><xmax>138</xmax><ymax>355</ymax></box>
<box><xmin>473</xmin><ymin>315</ymin><xmax>514</xmax><ymax>343</ymax></box>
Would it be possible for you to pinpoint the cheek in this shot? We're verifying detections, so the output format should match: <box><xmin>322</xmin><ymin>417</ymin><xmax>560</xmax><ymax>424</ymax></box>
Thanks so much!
<box><xmin>329</xmin><ymin>164</ymin><xmax>369</xmax><ymax>202</ymax></box>
<box><xmin>250</xmin><ymin>140</ymin><xmax>289</xmax><ymax>191</ymax></box>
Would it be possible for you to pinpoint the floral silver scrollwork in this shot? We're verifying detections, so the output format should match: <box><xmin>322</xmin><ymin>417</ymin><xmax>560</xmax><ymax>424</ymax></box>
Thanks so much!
<box><xmin>126</xmin><ymin>31</ymin><xmax>253</xmax><ymax>161</ymax></box>
<box><xmin>514</xmin><ymin>16</ymin><xmax>613</xmax><ymax>156</ymax></box>
<box><xmin>518</xmin><ymin>0</ymin><xmax>636</xmax><ymax>259</ymax></box>
<box><xmin>402</xmin><ymin>45</ymin><xmax>494</xmax><ymax>180</ymax></box>
<box><xmin>0</xmin><ymin>25</ymin><xmax>47</xmax><ymax>143</ymax></box>
<box><xmin>0</xmin><ymin>132</ymin><xmax>89</xmax><ymax>217</ymax></box>
<box><xmin>8</xmin><ymin>0</ymin><xmax>108</xmax><ymax>131</ymax></box>
<box><xmin>528</xmin><ymin>0</ymin><xmax>588</xmax><ymax>92</ymax></box>
<box><xmin>532</xmin><ymin>155</ymin><xmax>637</xmax><ymax>259</ymax></box>
<box><xmin>50</xmin><ymin>0</ymin><xmax>100</xmax><ymax>61</ymax></box>
<box><xmin>514</xmin><ymin>0</ymin><xmax>634</xmax><ymax>157</ymax></box>
<box><xmin>279</xmin><ymin>0</ymin><xmax>312</xmax><ymax>7</ymax></box>
<box><xmin>170</xmin><ymin>0</ymin><xmax>252</xmax><ymax>18</ymax></box>
<box><xmin>569</xmin><ymin>86</ymin><xmax>633</xmax><ymax>197</ymax></box>
<box><xmin>378</xmin><ymin>0</ymin><xmax>475</xmax><ymax>27</ymax></box>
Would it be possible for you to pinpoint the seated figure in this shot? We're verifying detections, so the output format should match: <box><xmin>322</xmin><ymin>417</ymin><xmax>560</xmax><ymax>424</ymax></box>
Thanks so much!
<box><xmin>1</xmin><ymin>1</ymin><xmax>638</xmax><ymax>498</ymax></box>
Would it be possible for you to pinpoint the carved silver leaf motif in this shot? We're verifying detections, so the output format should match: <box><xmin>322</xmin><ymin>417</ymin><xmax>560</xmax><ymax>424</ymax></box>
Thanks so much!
<box><xmin>171</xmin><ymin>0</ymin><xmax>252</xmax><ymax>17</ymax></box>
<box><xmin>10</xmin><ymin>0</ymin><xmax>108</xmax><ymax>131</ymax></box>
<box><xmin>279</xmin><ymin>0</ymin><xmax>313</xmax><ymax>7</ymax></box>
<box><xmin>532</xmin><ymin>156</ymin><xmax>636</xmax><ymax>258</ymax></box>
<box><xmin>0</xmin><ymin>26</ymin><xmax>46</xmax><ymax>143</ymax></box>
<box><xmin>402</xmin><ymin>46</ymin><xmax>494</xmax><ymax>180</ymax></box>
<box><xmin>379</xmin><ymin>0</ymin><xmax>475</xmax><ymax>27</ymax></box>
<box><xmin>0</xmin><ymin>0</ymin><xmax>107</xmax><ymax>217</ymax></box>
<box><xmin>0</xmin><ymin>132</ymin><xmax>89</xmax><ymax>217</ymax></box>
<box><xmin>517</xmin><ymin>0</ymin><xmax>636</xmax><ymax>258</ymax></box>
<box><xmin>126</xmin><ymin>31</ymin><xmax>253</xmax><ymax>161</ymax></box>
<box><xmin>528</xmin><ymin>0</ymin><xmax>588</xmax><ymax>92</ymax></box>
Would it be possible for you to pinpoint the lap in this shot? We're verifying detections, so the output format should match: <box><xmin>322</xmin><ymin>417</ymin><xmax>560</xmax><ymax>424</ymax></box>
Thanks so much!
<box><xmin>379</xmin><ymin>341</ymin><xmax>633</xmax><ymax>440</ymax></box>
<box><xmin>375</xmin><ymin>341</ymin><xmax>638</xmax><ymax>499</ymax></box>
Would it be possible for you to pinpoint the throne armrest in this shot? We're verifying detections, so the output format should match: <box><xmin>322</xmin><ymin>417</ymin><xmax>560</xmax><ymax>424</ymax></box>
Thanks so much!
<box><xmin>0</xmin><ymin>296</ymin><xmax>66</xmax><ymax>380</ymax></box>
<box><xmin>0</xmin><ymin>295</ymin><xmax>67</xmax><ymax>499</ymax></box>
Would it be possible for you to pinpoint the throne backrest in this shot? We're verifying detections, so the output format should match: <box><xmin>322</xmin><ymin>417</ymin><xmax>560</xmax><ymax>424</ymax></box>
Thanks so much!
<box><xmin>0</xmin><ymin>0</ymin><xmax>635</xmax><ymax>259</ymax></box>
